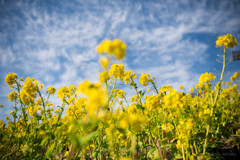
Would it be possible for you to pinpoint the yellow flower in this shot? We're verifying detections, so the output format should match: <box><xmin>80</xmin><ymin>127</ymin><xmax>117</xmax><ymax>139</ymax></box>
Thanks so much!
<box><xmin>27</xmin><ymin>105</ymin><xmax>41</xmax><ymax>116</ymax></box>
<box><xmin>5</xmin><ymin>73</ymin><xmax>18</xmax><ymax>89</ymax></box>
<box><xmin>96</xmin><ymin>39</ymin><xmax>112</xmax><ymax>54</ymax></box>
<box><xmin>20</xmin><ymin>77</ymin><xmax>38</xmax><ymax>104</ymax></box>
<box><xmin>46</xmin><ymin>102</ymin><xmax>54</xmax><ymax>107</ymax></box>
<box><xmin>118</xmin><ymin>89</ymin><xmax>126</xmax><ymax>98</ymax></box>
<box><xmin>199</xmin><ymin>72</ymin><xmax>216</xmax><ymax>83</ymax></box>
<box><xmin>55</xmin><ymin>108</ymin><xmax>61</xmax><ymax>113</ymax></box>
<box><xmin>100</xmin><ymin>57</ymin><xmax>110</xmax><ymax>70</ymax></box>
<box><xmin>216</xmin><ymin>34</ymin><xmax>237</xmax><ymax>49</ymax></box>
<box><xmin>120</xmin><ymin>118</ymin><xmax>128</xmax><ymax>129</ymax></box>
<box><xmin>145</xmin><ymin>94</ymin><xmax>160</xmax><ymax>110</ymax></box>
<box><xmin>118</xmin><ymin>133</ymin><xmax>124</xmax><ymax>139</ymax></box>
<box><xmin>124</xmin><ymin>70</ymin><xmax>137</xmax><ymax>84</ymax></box>
<box><xmin>139</xmin><ymin>73</ymin><xmax>151</xmax><ymax>86</ymax></box>
<box><xmin>190</xmin><ymin>88</ymin><xmax>194</xmax><ymax>93</ymax></box>
<box><xmin>230</xmin><ymin>76</ymin><xmax>235</xmax><ymax>81</ymax></box>
<box><xmin>233</xmin><ymin>72</ymin><xmax>239</xmax><ymax>78</ymax></box>
<box><xmin>118</xmin><ymin>101</ymin><xmax>123</xmax><ymax>105</ymax></box>
<box><xmin>47</xmin><ymin>86</ymin><xmax>56</xmax><ymax>95</ymax></box>
<box><xmin>38</xmin><ymin>83</ymin><xmax>43</xmax><ymax>90</ymax></box>
<box><xmin>109</xmin><ymin>64</ymin><xmax>125</xmax><ymax>81</ymax></box>
<box><xmin>147</xmin><ymin>88</ymin><xmax>150</xmax><ymax>92</ymax></box>
<box><xmin>76</xmin><ymin>81</ymin><xmax>106</xmax><ymax>115</ymax></box>
<box><xmin>8</xmin><ymin>91</ymin><xmax>18</xmax><ymax>102</ymax></box>
<box><xmin>179</xmin><ymin>85</ymin><xmax>184</xmax><ymax>90</ymax></box>
<box><xmin>99</xmin><ymin>71</ymin><xmax>110</xmax><ymax>83</ymax></box>
<box><xmin>96</xmin><ymin>39</ymin><xmax>127</xmax><ymax>60</ymax></box>
<box><xmin>130</xmin><ymin>95</ymin><xmax>138</xmax><ymax>102</ymax></box>
<box><xmin>161</xmin><ymin>123</ymin><xmax>174</xmax><ymax>132</ymax></box>
<box><xmin>57</xmin><ymin>86</ymin><xmax>69</xmax><ymax>101</ymax></box>
<box><xmin>129</xmin><ymin>112</ymin><xmax>146</xmax><ymax>132</ymax></box>
<box><xmin>9</xmin><ymin>110</ymin><xmax>15</xmax><ymax>115</ymax></box>
<box><xmin>231</xmin><ymin>72</ymin><xmax>239</xmax><ymax>81</ymax></box>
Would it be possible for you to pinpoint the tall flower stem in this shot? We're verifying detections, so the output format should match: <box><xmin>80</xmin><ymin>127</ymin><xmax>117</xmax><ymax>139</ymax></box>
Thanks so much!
<box><xmin>203</xmin><ymin>47</ymin><xmax>226</xmax><ymax>155</ymax></box>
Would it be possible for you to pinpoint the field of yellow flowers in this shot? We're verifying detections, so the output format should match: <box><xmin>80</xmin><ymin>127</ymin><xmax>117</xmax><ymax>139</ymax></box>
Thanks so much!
<box><xmin>0</xmin><ymin>34</ymin><xmax>240</xmax><ymax>160</ymax></box>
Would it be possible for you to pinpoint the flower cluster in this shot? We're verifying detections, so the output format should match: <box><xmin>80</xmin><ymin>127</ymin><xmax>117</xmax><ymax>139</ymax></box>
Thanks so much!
<box><xmin>216</xmin><ymin>33</ymin><xmax>237</xmax><ymax>48</ymax></box>
<box><xmin>5</xmin><ymin>73</ymin><xmax>18</xmax><ymax>89</ymax></box>
<box><xmin>76</xmin><ymin>81</ymin><xmax>106</xmax><ymax>115</ymax></box>
<box><xmin>99</xmin><ymin>71</ymin><xmax>110</xmax><ymax>83</ymax></box>
<box><xmin>109</xmin><ymin>64</ymin><xmax>125</xmax><ymax>81</ymax></box>
<box><xmin>96</xmin><ymin>39</ymin><xmax>127</xmax><ymax>60</ymax></box>
<box><xmin>123</xmin><ymin>70</ymin><xmax>137</xmax><ymax>84</ymax></box>
<box><xmin>8</xmin><ymin>91</ymin><xmax>18</xmax><ymax>102</ymax></box>
<box><xmin>145</xmin><ymin>94</ymin><xmax>160</xmax><ymax>111</ymax></box>
<box><xmin>97</xmin><ymin>39</ymin><xmax>127</xmax><ymax>70</ymax></box>
<box><xmin>47</xmin><ymin>86</ymin><xmax>56</xmax><ymax>95</ymax></box>
<box><xmin>199</xmin><ymin>72</ymin><xmax>216</xmax><ymax>83</ymax></box>
<box><xmin>139</xmin><ymin>73</ymin><xmax>151</xmax><ymax>86</ymax></box>
<box><xmin>230</xmin><ymin>72</ymin><xmax>240</xmax><ymax>81</ymax></box>
<box><xmin>20</xmin><ymin>77</ymin><xmax>39</xmax><ymax>104</ymax></box>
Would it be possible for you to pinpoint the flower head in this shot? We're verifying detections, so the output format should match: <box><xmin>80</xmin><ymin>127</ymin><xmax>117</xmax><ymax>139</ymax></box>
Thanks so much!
<box><xmin>216</xmin><ymin>34</ymin><xmax>237</xmax><ymax>49</ymax></box>
<box><xmin>96</xmin><ymin>39</ymin><xmax>127</xmax><ymax>60</ymax></box>
<box><xmin>5</xmin><ymin>73</ymin><xmax>18</xmax><ymax>89</ymax></box>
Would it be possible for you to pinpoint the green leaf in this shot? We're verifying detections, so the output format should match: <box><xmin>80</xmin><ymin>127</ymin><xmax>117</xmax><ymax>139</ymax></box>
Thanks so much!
<box><xmin>46</xmin><ymin>143</ymin><xmax>56</xmax><ymax>159</ymax></box>
<box><xmin>71</xmin><ymin>132</ymin><xmax>98</xmax><ymax>149</ymax></box>
<box><xmin>136</xmin><ymin>104</ymin><xmax>145</xmax><ymax>111</ymax></box>
<box><xmin>147</xmin><ymin>148</ymin><xmax>157</xmax><ymax>159</ymax></box>
<box><xmin>41</xmin><ymin>137</ymin><xmax>49</xmax><ymax>146</ymax></box>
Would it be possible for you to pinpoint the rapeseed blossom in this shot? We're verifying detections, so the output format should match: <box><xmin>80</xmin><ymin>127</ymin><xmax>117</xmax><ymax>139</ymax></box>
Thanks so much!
<box><xmin>139</xmin><ymin>73</ymin><xmax>151</xmax><ymax>86</ymax></box>
<box><xmin>20</xmin><ymin>77</ymin><xmax>39</xmax><ymax>104</ymax></box>
<box><xmin>123</xmin><ymin>70</ymin><xmax>137</xmax><ymax>84</ymax></box>
<box><xmin>96</xmin><ymin>39</ymin><xmax>127</xmax><ymax>60</ymax></box>
<box><xmin>57</xmin><ymin>86</ymin><xmax>70</xmax><ymax>101</ymax></box>
<box><xmin>230</xmin><ymin>72</ymin><xmax>239</xmax><ymax>81</ymax></box>
<box><xmin>8</xmin><ymin>91</ymin><xmax>17</xmax><ymax>102</ymax></box>
<box><xmin>99</xmin><ymin>71</ymin><xmax>110</xmax><ymax>83</ymax></box>
<box><xmin>216</xmin><ymin>34</ymin><xmax>237</xmax><ymax>48</ymax></box>
<box><xmin>179</xmin><ymin>85</ymin><xmax>184</xmax><ymax>90</ymax></box>
<box><xmin>47</xmin><ymin>86</ymin><xmax>56</xmax><ymax>95</ymax></box>
<box><xmin>76</xmin><ymin>81</ymin><xmax>106</xmax><ymax>115</ymax></box>
<box><xmin>145</xmin><ymin>94</ymin><xmax>160</xmax><ymax>111</ymax></box>
<box><xmin>5</xmin><ymin>73</ymin><xmax>18</xmax><ymax>89</ymax></box>
<box><xmin>109</xmin><ymin>64</ymin><xmax>125</xmax><ymax>81</ymax></box>
<box><xmin>117</xmin><ymin>89</ymin><xmax>126</xmax><ymax>98</ymax></box>
<box><xmin>100</xmin><ymin>57</ymin><xmax>110</xmax><ymax>70</ymax></box>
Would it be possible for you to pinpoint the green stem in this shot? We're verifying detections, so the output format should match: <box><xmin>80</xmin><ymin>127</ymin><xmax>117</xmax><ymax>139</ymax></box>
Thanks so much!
<box><xmin>123</xmin><ymin>95</ymin><xmax>129</xmax><ymax>107</ymax></box>
<box><xmin>107</xmin><ymin>79</ymin><xmax>117</xmax><ymax>107</ymax></box>
<box><xmin>213</xmin><ymin>47</ymin><xmax>226</xmax><ymax>106</ymax></box>
<box><xmin>15</xmin><ymin>81</ymin><xmax>28</xmax><ymax>128</ymax></box>
<box><xmin>182</xmin><ymin>144</ymin><xmax>186</xmax><ymax>160</ymax></box>
<box><xmin>37</xmin><ymin>90</ymin><xmax>47</xmax><ymax>118</ymax></box>
<box><xmin>203</xmin><ymin>47</ymin><xmax>226</xmax><ymax>155</ymax></box>
<box><xmin>150</xmin><ymin>81</ymin><xmax>159</xmax><ymax>94</ymax></box>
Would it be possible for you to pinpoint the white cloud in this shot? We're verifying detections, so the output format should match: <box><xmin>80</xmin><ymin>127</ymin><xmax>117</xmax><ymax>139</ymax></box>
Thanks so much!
<box><xmin>135</xmin><ymin>60</ymin><xmax>200</xmax><ymax>90</ymax></box>
<box><xmin>60</xmin><ymin>63</ymin><xmax>77</xmax><ymax>82</ymax></box>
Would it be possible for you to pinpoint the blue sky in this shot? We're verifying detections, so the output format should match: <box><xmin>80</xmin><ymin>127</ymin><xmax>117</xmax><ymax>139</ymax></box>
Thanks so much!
<box><xmin>0</xmin><ymin>0</ymin><xmax>240</xmax><ymax>118</ymax></box>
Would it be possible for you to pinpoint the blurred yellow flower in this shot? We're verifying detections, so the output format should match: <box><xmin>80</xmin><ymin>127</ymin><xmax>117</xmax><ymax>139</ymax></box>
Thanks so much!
<box><xmin>179</xmin><ymin>85</ymin><xmax>184</xmax><ymax>90</ymax></box>
<box><xmin>100</xmin><ymin>57</ymin><xmax>110</xmax><ymax>70</ymax></box>
<box><xmin>96</xmin><ymin>39</ymin><xmax>127</xmax><ymax>60</ymax></box>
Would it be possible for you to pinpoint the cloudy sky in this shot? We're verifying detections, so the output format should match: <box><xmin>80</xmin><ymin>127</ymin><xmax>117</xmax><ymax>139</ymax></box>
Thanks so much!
<box><xmin>0</xmin><ymin>0</ymin><xmax>240</xmax><ymax>118</ymax></box>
